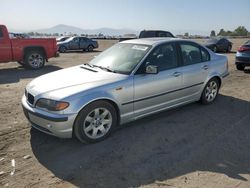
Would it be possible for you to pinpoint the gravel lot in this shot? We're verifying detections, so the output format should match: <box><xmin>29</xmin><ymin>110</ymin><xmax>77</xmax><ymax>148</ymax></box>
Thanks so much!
<box><xmin>0</xmin><ymin>39</ymin><xmax>250</xmax><ymax>188</ymax></box>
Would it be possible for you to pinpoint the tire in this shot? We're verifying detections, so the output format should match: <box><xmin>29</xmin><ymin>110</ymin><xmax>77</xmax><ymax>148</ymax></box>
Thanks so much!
<box><xmin>87</xmin><ymin>45</ymin><xmax>94</xmax><ymax>52</ymax></box>
<box><xmin>200</xmin><ymin>78</ymin><xmax>219</xmax><ymax>105</ymax></box>
<box><xmin>24</xmin><ymin>50</ymin><xmax>45</xmax><ymax>70</ymax></box>
<box><xmin>236</xmin><ymin>64</ymin><xmax>245</xmax><ymax>71</ymax></box>
<box><xmin>74</xmin><ymin>101</ymin><xmax>118</xmax><ymax>143</ymax></box>
<box><xmin>213</xmin><ymin>46</ymin><xmax>217</xmax><ymax>52</ymax></box>
<box><xmin>59</xmin><ymin>46</ymin><xmax>67</xmax><ymax>53</ymax></box>
<box><xmin>227</xmin><ymin>45</ymin><xmax>232</xmax><ymax>52</ymax></box>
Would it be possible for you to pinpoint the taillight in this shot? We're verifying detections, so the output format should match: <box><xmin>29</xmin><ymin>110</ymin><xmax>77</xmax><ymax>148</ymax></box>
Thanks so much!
<box><xmin>238</xmin><ymin>46</ymin><xmax>250</xmax><ymax>52</ymax></box>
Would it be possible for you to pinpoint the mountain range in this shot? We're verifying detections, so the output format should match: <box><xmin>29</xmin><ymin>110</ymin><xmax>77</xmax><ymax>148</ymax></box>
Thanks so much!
<box><xmin>33</xmin><ymin>24</ymin><xmax>138</xmax><ymax>36</ymax></box>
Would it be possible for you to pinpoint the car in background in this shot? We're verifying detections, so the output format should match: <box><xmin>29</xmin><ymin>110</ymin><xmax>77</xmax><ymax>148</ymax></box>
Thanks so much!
<box><xmin>56</xmin><ymin>36</ymin><xmax>70</xmax><ymax>42</ymax></box>
<box><xmin>139</xmin><ymin>30</ymin><xmax>175</xmax><ymax>38</ymax></box>
<box><xmin>0</xmin><ymin>25</ymin><xmax>58</xmax><ymax>70</ymax></box>
<box><xmin>205</xmin><ymin>38</ymin><xmax>232</xmax><ymax>53</ymax></box>
<box><xmin>235</xmin><ymin>40</ymin><xmax>250</xmax><ymax>71</ymax></box>
<box><xmin>119</xmin><ymin>30</ymin><xmax>175</xmax><ymax>42</ymax></box>
<box><xmin>57</xmin><ymin>36</ymin><xmax>98</xmax><ymax>53</ymax></box>
<box><xmin>22</xmin><ymin>38</ymin><xmax>229</xmax><ymax>143</ymax></box>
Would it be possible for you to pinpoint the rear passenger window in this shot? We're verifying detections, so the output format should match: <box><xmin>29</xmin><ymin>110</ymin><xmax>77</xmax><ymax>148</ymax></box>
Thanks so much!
<box><xmin>201</xmin><ymin>48</ymin><xmax>210</xmax><ymax>62</ymax></box>
<box><xmin>180</xmin><ymin>43</ymin><xmax>202</xmax><ymax>65</ymax></box>
<box><xmin>0</xmin><ymin>28</ymin><xmax>3</xmax><ymax>38</ymax></box>
<box><xmin>158</xmin><ymin>32</ymin><xmax>167</xmax><ymax>37</ymax></box>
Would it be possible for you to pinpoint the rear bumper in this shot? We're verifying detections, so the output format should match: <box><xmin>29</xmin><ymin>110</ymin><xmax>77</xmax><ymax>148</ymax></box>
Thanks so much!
<box><xmin>22</xmin><ymin>95</ymin><xmax>77</xmax><ymax>138</ymax></box>
<box><xmin>235</xmin><ymin>53</ymin><xmax>250</xmax><ymax>66</ymax></box>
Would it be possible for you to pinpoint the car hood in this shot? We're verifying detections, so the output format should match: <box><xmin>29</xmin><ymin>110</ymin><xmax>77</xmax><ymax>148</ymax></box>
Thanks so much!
<box><xmin>26</xmin><ymin>65</ymin><xmax>128</xmax><ymax>99</ymax></box>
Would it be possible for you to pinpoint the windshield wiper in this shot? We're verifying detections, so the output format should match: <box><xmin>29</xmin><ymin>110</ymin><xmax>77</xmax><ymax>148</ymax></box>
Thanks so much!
<box><xmin>92</xmin><ymin>65</ymin><xmax>116</xmax><ymax>73</ymax></box>
<box><xmin>82</xmin><ymin>63</ymin><xmax>94</xmax><ymax>68</ymax></box>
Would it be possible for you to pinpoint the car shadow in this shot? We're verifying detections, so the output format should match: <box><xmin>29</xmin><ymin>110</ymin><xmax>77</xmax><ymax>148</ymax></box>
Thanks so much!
<box><xmin>0</xmin><ymin>65</ymin><xmax>62</xmax><ymax>84</ymax></box>
<box><xmin>30</xmin><ymin>94</ymin><xmax>250</xmax><ymax>188</ymax></box>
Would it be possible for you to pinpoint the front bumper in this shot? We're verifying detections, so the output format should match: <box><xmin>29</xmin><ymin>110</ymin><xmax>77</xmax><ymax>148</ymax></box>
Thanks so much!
<box><xmin>22</xmin><ymin>95</ymin><xmax>77</xmax><ymax>138</ymax></box>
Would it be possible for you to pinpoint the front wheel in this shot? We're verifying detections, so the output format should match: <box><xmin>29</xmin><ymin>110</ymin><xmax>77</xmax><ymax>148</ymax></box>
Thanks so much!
<box><xmin>74</xmin><ymin>101</ymin><xmax>117</xmax><ymax>143</ymax></box>
<box><xmin>201</xmin><ymin>78</ymin><xmax>219</xmax><ymax>104</ymax></box>
<box><xmin>24</xmin><ymin>50</ymin><xmax>45</xmax><ymax>70</ymax></box>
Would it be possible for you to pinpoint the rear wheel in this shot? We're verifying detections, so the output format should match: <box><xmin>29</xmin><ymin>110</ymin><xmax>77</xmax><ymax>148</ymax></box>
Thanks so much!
<box><xmin>236</xmin><ymin>64</ymin><xmax>245</xmax><ymax>71</ymax></box>
<box><xmin>87</xmin><ymin>45</ymin><xmax>94</xmax><ymax>52</ymax></box>
<box><xmin>201</xmin><ymin>78</ymin><xmax>219</xmax><ymax>104</ymax></box>
<box><xmin>74</xmin><ymin>101</ymin><xmax>117</xmax><ymax>143</ymax></box>
<box><xmin>24</xmin><ymin>50</ymin><xmax>45</xmax><ymax>70</ymax></box>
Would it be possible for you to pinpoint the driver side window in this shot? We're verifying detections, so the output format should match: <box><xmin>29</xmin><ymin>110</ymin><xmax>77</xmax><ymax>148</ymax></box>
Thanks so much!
<box><xmin>73</xmin><ymin>38</ymin><xmax>79</xmax><ymax>43</ymax></box>
<box><xmin>143</xmin><ymin>43</ymin><xmax>178</xmax><ymax>72</ymax></box>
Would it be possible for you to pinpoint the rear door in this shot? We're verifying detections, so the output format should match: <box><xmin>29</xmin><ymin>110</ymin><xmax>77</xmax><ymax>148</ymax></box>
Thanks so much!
<box><xmin>79</xmin><ymin>37</ymin><xmax>88</xmax><ymax>49</ymax></box>
<box><xmin>133</xmin><ymin>42</ymin><xmax>183</xmax><ymax>117</ymax></box>
<box><xmin>177</xmin><ymin>41</ymin><xmax>210</xmax><ymax>100</ymax></box>
<box><xmin>0</xmin><ymin>27</ymin><xmax>12</xmax><ymax>62</ymax></box>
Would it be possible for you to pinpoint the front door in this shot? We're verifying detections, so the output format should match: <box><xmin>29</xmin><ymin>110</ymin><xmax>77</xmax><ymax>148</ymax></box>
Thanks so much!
<box><xmin>133</xmin><ymin>42</ymin><xmax>183</xmax><ymax>118</ymax></box>
<box><xmin>69</xmin><ymin>37</ymin><xmax>80</xmax><ymax>50</ymax></box>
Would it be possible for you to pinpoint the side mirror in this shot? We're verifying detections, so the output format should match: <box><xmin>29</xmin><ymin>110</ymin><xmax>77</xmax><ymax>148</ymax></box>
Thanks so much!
<box><xmin>145</xmin><ymin>65</ymin><xmax>158</xmax><ymax>74</ymax></box>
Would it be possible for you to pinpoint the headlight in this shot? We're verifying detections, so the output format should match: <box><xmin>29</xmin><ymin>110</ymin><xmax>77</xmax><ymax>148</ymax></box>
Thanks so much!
<box><xmin>36</xmin><ymin>98</ymin><xmax>69</xmax><ymax>111</ymax></box>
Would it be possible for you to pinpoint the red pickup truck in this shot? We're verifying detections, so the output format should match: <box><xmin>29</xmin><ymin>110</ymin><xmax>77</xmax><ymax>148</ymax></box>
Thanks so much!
<box><xmin>0</xmin><ymin>25</ymin><xmax>58</xmax><ymax>70</ymax></box>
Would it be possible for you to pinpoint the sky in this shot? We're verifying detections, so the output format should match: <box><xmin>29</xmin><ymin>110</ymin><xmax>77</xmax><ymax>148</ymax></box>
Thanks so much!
<box><xmin>1</xmin><ymin>0</ymin><xmax>250</xmax><ymax>35</ymax></box>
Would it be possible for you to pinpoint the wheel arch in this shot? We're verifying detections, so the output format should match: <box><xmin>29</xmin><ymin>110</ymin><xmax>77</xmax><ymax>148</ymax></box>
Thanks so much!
<box><xmin>72</xmin><ymin>97</ymin><xmax>121</xmax><ymax>134</ymax></box>
<box><xmin>23</xmin><ymin>46</ymin><xmax>47</xmax><ymax>61</ymax></box>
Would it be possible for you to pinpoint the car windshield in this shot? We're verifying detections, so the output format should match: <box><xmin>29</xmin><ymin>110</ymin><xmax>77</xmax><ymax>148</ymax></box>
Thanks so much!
<box><xmin>89</xmin><ymin>43</ymin><xmax>151</xmax><ymax>74</ymax></box>
<box><xmin>245</xmin><ymin>40</ymin><xmax>250</xmax><ymax>45</ymax></box>
<box><xmin>63</xmin><ymin>37</ymin><xmax>74</xmax><ymax>42</ymax></box>
<box><xmin>206</xmin><ymin>39</ymin><xmax>218</xmax><ymax>43</ymax></box>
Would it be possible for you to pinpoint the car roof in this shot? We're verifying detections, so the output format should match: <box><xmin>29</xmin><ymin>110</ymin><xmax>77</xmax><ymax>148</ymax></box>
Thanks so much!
<box><xmin>121</xmin><ymin>37</ymin><xmax>192</xmax><ymax>46</ymax></box>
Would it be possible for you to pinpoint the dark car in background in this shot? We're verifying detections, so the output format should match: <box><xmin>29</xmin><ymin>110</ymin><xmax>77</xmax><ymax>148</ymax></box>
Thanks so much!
<box><xmin>235</xmin><ymin>40</ymin><xmax>250</xmax><ymax>71</ymax></box>
<box><xmin>205</xmin><ymin>38</ymin><xmax>232</xmax><ymax>53</ymax></box>
<box><xmin>57</xmin><ymin>36</ymin><xmax>98</xmax><ymax>53</ymax></box>
<box><xmin>56</xmin><ymin>36</ymin><xmax>70</xmax><ymax>42</ymax></box>
<box><xmin>139</xmin><ymin>30</ymin><xmax>175</xmax><ymax>38</ymax></box>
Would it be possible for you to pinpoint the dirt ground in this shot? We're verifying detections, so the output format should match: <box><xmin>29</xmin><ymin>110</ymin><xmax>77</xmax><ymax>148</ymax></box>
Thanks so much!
<box><xmin>0</xmin><ymin>39</ymin><xmax>250</xmax><ymax>188</ymax></box>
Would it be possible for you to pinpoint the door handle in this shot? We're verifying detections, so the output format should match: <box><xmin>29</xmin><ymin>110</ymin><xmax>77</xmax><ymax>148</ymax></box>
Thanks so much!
<box><xmin>173</xmin><ymin>72</ymin><xmax>181</xmax><ymax>77</ymax></box>
<box><xmin>203</xmin><ymin>65</ymin><xmax>209</xmax><ymax>70</ymax></box>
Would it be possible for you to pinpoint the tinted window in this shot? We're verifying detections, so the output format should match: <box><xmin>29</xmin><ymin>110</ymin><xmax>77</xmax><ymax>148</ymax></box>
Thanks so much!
<box><xmin>80</xmin><ymin>37</ymin><xmax>87</xmax><ymax>42</ymax></box>
<box><xmin>201</xmin><ymin>48</ymin><xmax>210</xmax><ymax>62</ymax></box>
<box><xmin>158</xmin><ymin>32</ymin><xmax>167</xmax><ymax>37</ymax></box>
<box><xmin>0</xmin><ymin>28</ymin><xmax>3</xmax><ymax>38</ymax></box>
<box><xmin>144</xmin><ymin>43</ymin><xmax>178</xmax><ymax>71</ymax></box>
<box><xmin>180</xmin><ymin>43</ymin><xmax>202</xmax><ymax>65</ymax></box>
<box><xmin>139</xmin><ymin>31</ymin><xmax>155</xmax><ymax>38</ymax></box>
<box><xmin>73</xmin><ymin>38</ymin><xmax>79</xmax><ymax>43</ymax></box>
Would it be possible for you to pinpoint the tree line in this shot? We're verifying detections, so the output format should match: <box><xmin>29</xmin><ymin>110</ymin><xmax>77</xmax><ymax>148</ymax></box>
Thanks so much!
<box><xmin>210</xmin><ymin>26</ymin><xmax>250</xmax><ymax>37</ymax></box>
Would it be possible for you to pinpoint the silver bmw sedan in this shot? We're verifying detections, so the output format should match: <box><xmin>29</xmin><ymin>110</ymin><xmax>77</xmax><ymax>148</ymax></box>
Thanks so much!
<box><xmin>22</xmin><ymin>38</ymin><xmax>229</xmax><ymax>143</ymax></box>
